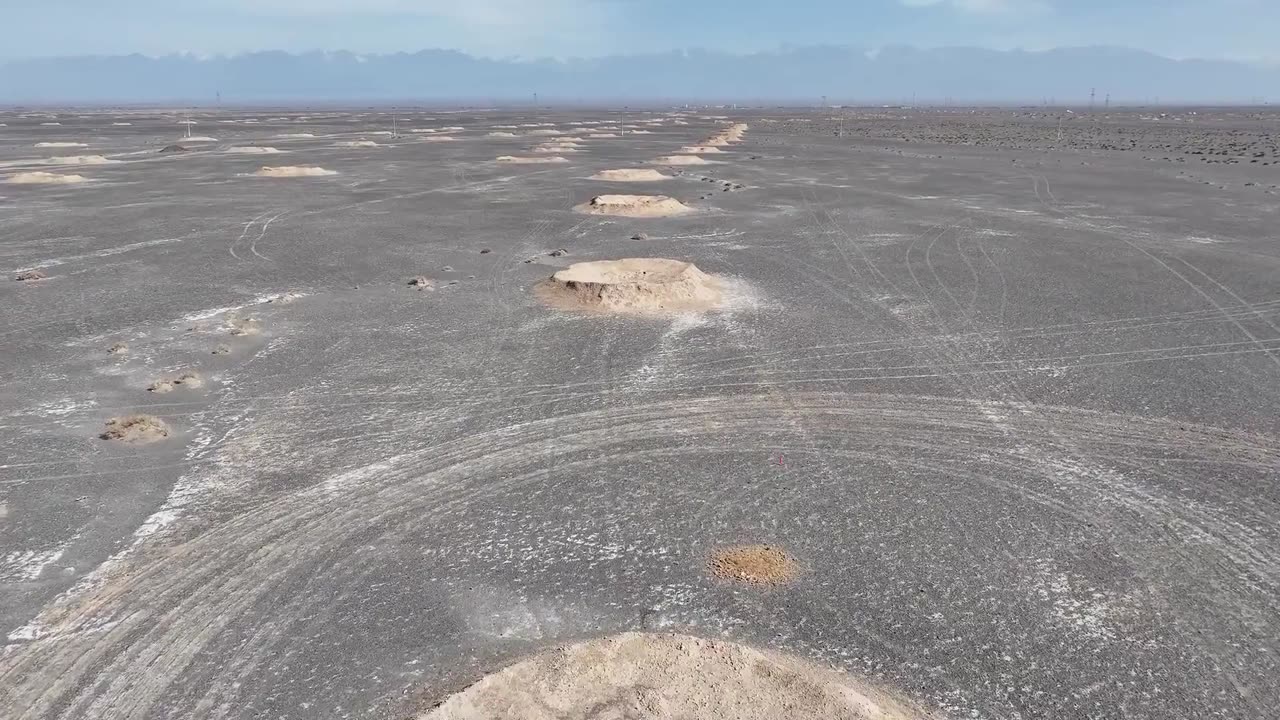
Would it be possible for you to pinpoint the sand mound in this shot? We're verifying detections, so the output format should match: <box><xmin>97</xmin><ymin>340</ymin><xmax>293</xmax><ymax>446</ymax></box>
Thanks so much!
<box><xmin>184</xmin><ymin>136</ymin><xmax>217</xmax><ymax>142</ymax></box>
<box><xmin>7</xmin><ymin>171</ymin><xmax>88</xmax><ymax>185</ymax></box>
<box><xmin>525</xmin><ymin>129</ymin><xmax>562</xmax><ymax>136</ymax></box>
<box><xmin>409</xmin><ymin>128</ymin><xmax>439</xmax><ymax>133</ymax></box>
<box><xmin>587</xmin><ymin>133</ymin><xmax>619</xmax><ymax>138</ymax></box>
<box><xmin>651</xmin><ymin>155</ymin><xmax>710</xmax><ymax>166</ymax></box>
<box><xmin>255</xmin><ymin>166</ymin><xmax>337</xmax><ymax>178</ymax></box>
<box><xmin>590</xmin><ymin>168</ymin><xmax>670</xmax><ymax>182</ymax></box>
<box><xmin>275</xmin><ymin>133</ymin><xmax>315</xmax><ymax>138</ymax></box>
<box><xmin>709</xmin><ymin>545</ymin><xmax>799</xmax><ymax>585</ymax></box>
<box><xmin>536</xmin><ymin>258</ymin><xmax>720</xmax><ymax>314</ymax></box>
<box><xmin>112</xmin><ymin>122</ymin><xmax>133</xmax><ymax>126</ymax></box>
<box><xmin>100</xmin><ymin>415</ymin><xmax>170</xmax><ymax>444</ymax></box>
<box><xmin>487</xmin><ymin>132</ymin><xmax>518</xmax><ymax>138</ymax></box>
<box><xmin>679</xmin><ymin>145</ymin><xmax>725</xmax><ymax>154</ymax></box>
<box><xmin>441</xmin><ymin>126</ymin><xmax>464</xmax><ymax>131</ymax></box>
<box><xmin>421</xmin><ymin>633</ymin><xmax>920</xmax><ymax>720</ymax></box>
<box><xmin>226</xmin><ymin>146</ymin><xmax>281</xmax><ymax>154</ymax></box>
<box><xmin>43</xmin><ymin>155</ymin><xmax>112</xmax><ymax>165</ymax></box>
<box><xmin>159</xmin><ymin>145</ymin><xmax>190</xmax><ymax>154</ymax></box>
<box><xmin>496</xmin><ymin>155</ymin><xmax>568</xmax><ymax>164</ymax></box>
<box><xmin>532</xmin><ymin>145</ymin><xmax>577</xmax><ymax>153</ymax></box>
<box><xmin>35</xmin><ymin>142</ymin><xmax>87</xmax><ymax>148</ymax></box>
<box><xmin>574</xmin><ymin>194</ymin><xmax>691</xmax><ymax>217</ymax></box>
<box><xmin>149</xmin><ymin>371</ymin><xmax>204</xmax><ymax>394</ymax></box>
<box><xmin>336</xmin><ymin>140</ymin><xmax>379</xmax><ymax>148</ymax></box>
<box><xmin>425</xmin><ymin>136</ymin><xmax>459</xmax><ymax>142</ymax></box>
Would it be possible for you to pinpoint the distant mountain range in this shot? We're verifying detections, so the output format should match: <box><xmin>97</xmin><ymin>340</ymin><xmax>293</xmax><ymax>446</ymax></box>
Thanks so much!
<box><xmin>2</xmin><ymin>46</ymin><xmax>1276</xmax><ymax>105</ymax></box>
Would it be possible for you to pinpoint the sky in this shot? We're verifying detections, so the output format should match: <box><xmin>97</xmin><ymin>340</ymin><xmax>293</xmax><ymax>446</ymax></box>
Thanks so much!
<box><xmin>4</xmin><ymin>0</ymin><xmax>1278</xmax><ymax>63</ymax></box>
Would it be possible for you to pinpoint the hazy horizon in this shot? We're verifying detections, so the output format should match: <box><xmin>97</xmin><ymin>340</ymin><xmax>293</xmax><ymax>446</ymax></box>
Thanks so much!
<box><xmin>2</xmin><ymin>44</ymin><xmax>1277</xmax><ymax>105</ymax></box>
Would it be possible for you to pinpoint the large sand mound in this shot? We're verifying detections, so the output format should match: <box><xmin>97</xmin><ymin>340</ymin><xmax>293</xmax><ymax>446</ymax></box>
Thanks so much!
<box><xmin>100</xmin><ymin>415</ymin><xmax>170</xmax><ymax>444</ymax></box>
<box><xmin>421</xmin><ymin>633</ymin><xmax>921</xmax><ymax>720</ymax></box>
<box><xmin>35</xmin><ymin>142</ymin><xmax>88</xmax><ymax>148</ymax></box>
<box><xmin>255</xmin><ymin>166</ymin><xmax>337</xmax><ymax>178</ymax></box>
<box><xmin>651</xmin><ymin>155</ymin><xmax>710</xmax><ymax>166</ymax></box>
<box><xmin>7</xmin><ymin>171</ymin><xmax>88</xmax><ymax>185</ymax></box>
<box><xmin>574</xmin><ymin>194</ymin><xmax>692</xmax><ymax>217</ymax></box>
<box><xmin>496</xmin><ymin>155</ymin><xmax>568</xmax><ymax>164</ymax></box>
<box><xmin>536</xmin><ymin>258</ymin><xmax>720</xmax><ymax>313</ymax></box>
<box><xmin>226</xmin><ymin>146</ymin><xmax>281</xmax><ymax>154</ymax></box>
<box><xmin>42</xmin><ymin>155</ymin><xmax>112</xmax><ymax>165</ymax></box>
<box><xmin>590</xmin><ymin>168</ymin><xmax>670</xmax><ymax>182</ymax></box>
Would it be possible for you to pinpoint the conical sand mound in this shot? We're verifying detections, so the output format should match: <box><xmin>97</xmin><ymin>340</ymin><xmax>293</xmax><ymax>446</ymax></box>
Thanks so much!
<box><xmin>255</xmin><ymin>166</ymin><xmax>337</xmax><ymax>177</ymax></box>
<box><xmin>496</xmin><ymin>155</ymin><xmax>568</xmax><ymax>164</ymax></box>
<box><xmin>420</xmin><ymin>633</ymin><xmax>922</xmax><ymax>720</ymax></box>
<box><xmin>679</xmin><ymin>145</ymin><xmax>725</xmax><ymax>154</ymax></box>
<box><xmin>535</xmin><ymin>258</ymin><xmax>721</xmax><ymax>314</ymax></box>
<box><xmin>573</xmin><ymin>194</ymin><xmax>691</xmax><ymax>217</ymax></box>
<box><xmin>43</xmin><ymin>155</ymin><xmax>113</xmax><ymax>165</ymax></box>
<box><xmin>590</xmin><ymin>169</ymin><xmax>670</xmax><ymax>182</ymax></box>
<box><xmin>7</xmin><ymin>171</ymin><xmax>88</xmax><ymax>185</ymax></box>
<box><xmin>651</xmin><ymin>155</ymin><xmax>710</xmax><ymax>165</ymax></box>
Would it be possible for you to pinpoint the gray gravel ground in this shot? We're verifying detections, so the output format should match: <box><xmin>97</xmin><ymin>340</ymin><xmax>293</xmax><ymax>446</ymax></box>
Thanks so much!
<box><xmin>1</xmin><ymin>106</ymin><xmax>1278</xmax><ymax>719</ymax></box>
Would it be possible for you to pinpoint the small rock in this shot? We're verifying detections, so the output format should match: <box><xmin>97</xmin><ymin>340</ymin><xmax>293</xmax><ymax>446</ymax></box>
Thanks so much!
<box><xmin>479</xmin><ymin>248</ymin><xmax>492</xmax><ymax>254</ymax></box>
<box><xmin>212</xmin><ymin>345</ymin><xmax>230</xmax><ymax>355</ymax></box>
<box><xmin>549</xmin><ymin>248</ymin><xmax>569</xmax><ymax>257</ymax></box>
<box><xmin>408</xmin><ymin>276</ymin><xmax>431</xmax><ymax>288</ymax></box>
<box><xmin>15</xmin><ymin>269</ymin><xmax>46</xmax><ymax>282</ymax></box>
<box><xmin>631</xmin><ymin>233</ymin><xmax>649</xmax><ymax>241</ymax></box>
<box><xmin>441</xmin><ymin>266</ymin><xmax>454</xmax><ymax>272</ymax></box>
<box><xmin>108</xmin><ymin>342</ymin><xmax>128</xmax><ymax>355</ymax></box>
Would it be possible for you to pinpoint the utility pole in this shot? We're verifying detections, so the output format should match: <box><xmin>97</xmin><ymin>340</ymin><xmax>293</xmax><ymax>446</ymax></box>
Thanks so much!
<box><xmin>1105</xmin><ymin>93</ymin><xmax>1110</xmax><ymax>109</ymax></box>
<box><xmin>1090</xmin><ymin>87</ymin><xmax>1096</xmax><ymax>110</ymax></box>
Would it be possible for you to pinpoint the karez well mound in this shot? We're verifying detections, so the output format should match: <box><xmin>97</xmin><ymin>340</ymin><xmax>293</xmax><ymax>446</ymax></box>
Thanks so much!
<box><xmin>536</xmin><ymin>258</ymin><xmax>721</xmax><ymax>314</ymax></box>
<box><xmin>421</xmin><ymin>632</ymin><xmax>921</xmax><ymax>720</ymax></box>
<box><xmin>573</xmin><ymin>194</ymin><xmax>691</xmax><ymax>217</ymax></box>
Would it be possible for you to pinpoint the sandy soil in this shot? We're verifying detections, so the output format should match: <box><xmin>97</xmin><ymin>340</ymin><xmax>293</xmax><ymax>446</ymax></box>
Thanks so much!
<box><xmin>708</xmin><ymin>545</ymin><xmax>799</xmax><ymax>585</ymax></box>
<box><xmin>421</xmin><ymin>633</ymin><xmax>922</xmax><ymax>720</ymax></box>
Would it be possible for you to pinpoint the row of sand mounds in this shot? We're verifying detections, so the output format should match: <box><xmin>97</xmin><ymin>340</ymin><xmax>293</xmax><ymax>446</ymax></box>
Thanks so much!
<box><xmin>590</xmin><ymin>168</ymin><xmax>670</xmax><ymax>182</ymax></box>
<box><xmin>535</xmin><ymin>258</ymin><xmax>720</xmax><ymax>314</ymax></box>
<box><xmin>421</xmin><ymin>632</ymin><xmax>922</xmax><ymax>720</ymax></box>
<box><xmin>6</xmin><ymin>171</ymin><xmax>88</xmax><ymax>185</ymax></box>
<box><xmin>100</xmin><ymin>415</ymin><xmax>170</xmax><ymax>444</ymax></box>
<box><xmin>255</xmin><ymin>166</ymin><xmax>337</xmax><ymax>178</ymax></box>
<box><xmin>573</xmin><ymin>194</ymin><xmax>691</xmax><ymax>217</ymax></box>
